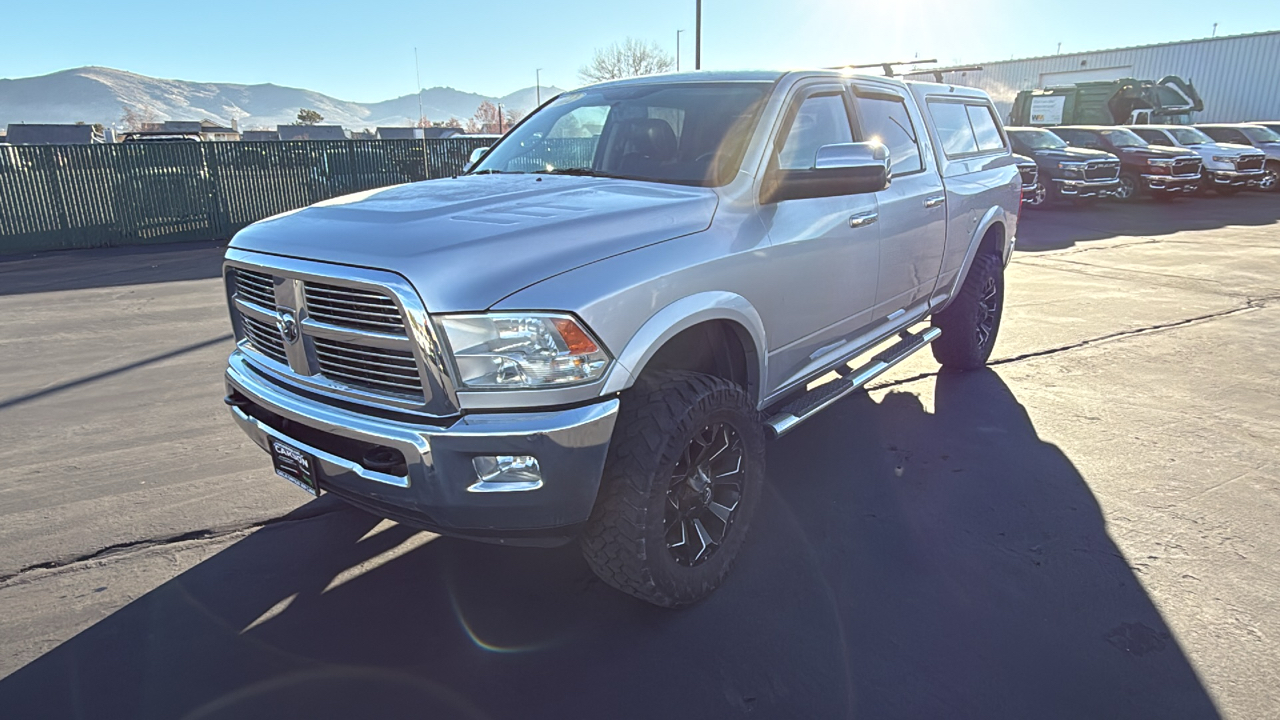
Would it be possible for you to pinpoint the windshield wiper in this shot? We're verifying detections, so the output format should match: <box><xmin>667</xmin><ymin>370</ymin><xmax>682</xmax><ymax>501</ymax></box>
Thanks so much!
<box><xmin>533</xmin><ymin>168</ymin><xmax>633</xmax><ymax>180</ymax></box>
<box><xmin>467</xmin><ymin>168</ymin><xmax>507</xmax><ymax>175</ymax></box>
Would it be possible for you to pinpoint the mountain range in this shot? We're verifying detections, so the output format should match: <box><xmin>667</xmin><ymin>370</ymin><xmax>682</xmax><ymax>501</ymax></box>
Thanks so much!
<box><xmin>0</xmin><ymin>67</ymin><xmax>566</xmax><ymax>130</ymax></box>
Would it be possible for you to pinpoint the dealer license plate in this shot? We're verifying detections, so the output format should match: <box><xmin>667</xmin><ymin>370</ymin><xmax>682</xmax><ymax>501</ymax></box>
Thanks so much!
<box><xmin>270</xmin><ymin>438</ymin><xmax>319</xmax><ymax>497</ymax></box>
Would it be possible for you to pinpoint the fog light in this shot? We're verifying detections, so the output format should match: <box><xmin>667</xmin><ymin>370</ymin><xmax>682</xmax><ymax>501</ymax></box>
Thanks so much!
<box><xmin>469</xmin><ymin>455</ymin><xmax>542</xmax><ymax>492</ymax></box>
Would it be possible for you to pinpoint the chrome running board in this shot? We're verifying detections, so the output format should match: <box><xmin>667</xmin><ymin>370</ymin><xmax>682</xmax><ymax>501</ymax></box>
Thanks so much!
<box><xmin>764</xmin><ymin>326</ymin><xmax>941</xmax><ymax>438</ymax></box>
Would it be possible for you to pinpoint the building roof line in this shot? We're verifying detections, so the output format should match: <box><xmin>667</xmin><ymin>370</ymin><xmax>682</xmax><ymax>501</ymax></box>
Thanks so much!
<box><xmin>935</xmin><ymin>28</ymin><xmax>1280</xmax><ymax>74</ymax></box>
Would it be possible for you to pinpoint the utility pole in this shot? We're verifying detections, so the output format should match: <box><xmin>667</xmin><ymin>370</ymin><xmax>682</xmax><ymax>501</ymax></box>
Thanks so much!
<box><xmin>677</xmin><ymin>30</ymin><xmax>683</xmax><ymax>72</ymax></box>
<box><xmin>536</xmin><ymin>68</ymin><xmax>542</xmax><ymax>106</ymax></box>
<box><xmin>414</xmin><ymin>47</ymin><xmax>428</xmax><ymax>178</ymax></box>
<box><xmin>498</xmin><ymin>103</ymin><xmax>505</xmax><ymax>134</ymax></box>
<box><xmin>695</xmin><ymin>0</ymin><xmax>702</xmax><ymax>70</ymax></box>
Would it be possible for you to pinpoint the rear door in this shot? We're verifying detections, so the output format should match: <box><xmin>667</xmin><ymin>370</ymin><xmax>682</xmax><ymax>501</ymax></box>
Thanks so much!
<box><xmin>851</xmin><ymin>82</ymin><xmax>946</xmax><ymax>320</ymax></box>
<box><xmin>754</xmin><ymin>82</ymin><xmax>881</xmax><ymax>395</ymax></box>
<box><xmin>916</xmin><ymin>95</ymin><xmax>1017</xmax><ymax>299</ymax></box>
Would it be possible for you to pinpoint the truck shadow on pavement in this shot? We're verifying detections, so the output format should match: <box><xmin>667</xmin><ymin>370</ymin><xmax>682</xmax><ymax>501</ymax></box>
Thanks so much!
<box><xmin>1017</xmin><ymin>193</ymin><xmax>1279</xmax><ymax>253</ymax></box>
<box><xmin>0</xmin><ymin>370</ymin><xmax>1221</xmax><ymax>719</ymax></box>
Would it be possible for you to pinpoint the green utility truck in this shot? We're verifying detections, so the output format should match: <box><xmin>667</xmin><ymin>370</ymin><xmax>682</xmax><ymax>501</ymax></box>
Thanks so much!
<box><xmin>1010</xmin><ymin>76</ymin><xmax>1203</xmax><ymax>126</ymax></box>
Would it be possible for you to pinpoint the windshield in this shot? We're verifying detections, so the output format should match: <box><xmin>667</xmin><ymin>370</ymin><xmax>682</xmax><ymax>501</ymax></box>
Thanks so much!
<box><xmin>1168</xmin><ymin>128</ymin><xmax>1213</xmax><ymax>145</ymax></box>
<box><xmin>1242</xmin><ymin>125</ymin><xmax>1280</xmax><ymax>143</ymax></box>
<box><xmin>1008</xmin><ymin>128</ymin><xmax>1067</xmax><ymax>150</ymax></box>
<box><xmin>470</xmin><ymin>82</ymin><xmax>771</xmax><ymax>187</ymax></box>
<box><xmin>1100</xmin><ymin>129</ymin><xmax>1148</xmax><ymax>148</ymax></box>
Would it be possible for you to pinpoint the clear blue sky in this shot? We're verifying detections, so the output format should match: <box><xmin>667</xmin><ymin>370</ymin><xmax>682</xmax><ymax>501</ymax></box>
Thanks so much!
<box><xmin>3</xmin><ymin>0</ymin><xmax>1278</xmax><ymax>101</ymax></box>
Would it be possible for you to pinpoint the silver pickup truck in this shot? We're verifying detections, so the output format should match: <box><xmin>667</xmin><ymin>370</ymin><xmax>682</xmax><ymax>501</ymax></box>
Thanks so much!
<box><xmin>222</xmin><ymin>70</ymin><xmax>1020</xmax><ymax>606</ymax></box>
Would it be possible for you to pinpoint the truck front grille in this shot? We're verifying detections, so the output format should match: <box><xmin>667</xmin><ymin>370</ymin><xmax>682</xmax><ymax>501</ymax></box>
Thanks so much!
<box><xmin>1084</xmin><ymin>161</ymin><xmax>1120</xmax><ymax>181</ymax></box>
<box><xmin>230</xmin><ymin>267</ymin><xmax>428</xmax><ymax>404</ymax></box>
<box><xmin>1237</xmin><ymin>155</ymin><xmax>1265</xmax><ymax>172</ymax></box>
<box><xmin>303</xmin><ymin>282</ymin><xmax>405</xmax><ymax>334</ymax></box>
<box><xmin>1017</xmin><ymin>163</ymin><xmax>1038</xmax><ymax>188</ymax></box>
<box><xmin>1173</xmin><ymin>158</ymin><xmax>1202</xmax><ymax>177</ymax></box>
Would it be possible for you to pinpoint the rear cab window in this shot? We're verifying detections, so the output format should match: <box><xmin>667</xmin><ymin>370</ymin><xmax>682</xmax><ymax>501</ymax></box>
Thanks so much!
<box><xmin>926</xmin><ymin>99</ymin><xmax>1007</xmax><ymax>159</ymax></box>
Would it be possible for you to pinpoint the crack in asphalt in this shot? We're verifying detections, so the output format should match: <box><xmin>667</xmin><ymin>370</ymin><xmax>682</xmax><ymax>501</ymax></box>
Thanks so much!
<box><xmin>869</xmin><ymin>295</ymin><xmax>1274</xmax><ymax>393</ymax></box>
<box><xmin>0</xmin><ymin>504</ymin><xmax>346</xmax><ymax>586</ymax></box>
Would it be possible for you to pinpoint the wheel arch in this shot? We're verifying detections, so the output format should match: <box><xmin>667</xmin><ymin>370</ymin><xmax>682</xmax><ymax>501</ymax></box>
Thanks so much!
<box><xmin>601</xmin><ymin>292</ymin><xmax>767</xmax><ymax>406</ymax></box>
<box><xmin>936</xmin><ymin>209</ymin><xmax>1010</xmax><ymax>313</ymax></box>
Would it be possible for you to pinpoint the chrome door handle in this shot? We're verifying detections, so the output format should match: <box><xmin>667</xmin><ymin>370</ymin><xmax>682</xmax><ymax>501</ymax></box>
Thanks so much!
<box><xmin>848</xmin><ymin>212</ymin><xmax>878</xmax><ymax>228</ymax></box>
<box><xmin>924</xmin><ymin>195</ymin><xmax>946</xmax><ymax>208</ymax></box>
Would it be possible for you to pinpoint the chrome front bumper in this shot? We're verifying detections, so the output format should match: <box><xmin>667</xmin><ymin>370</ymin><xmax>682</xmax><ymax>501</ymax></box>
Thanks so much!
<box><xmin>226</xmin><ymin>351</ymin><xmax>619</xmax><ymax>544</ymax></box>
<box><xmin>1142</xmin><ymin>173</ymin><xmax>1200</xmax><ymax>192</ymax></box>
<box><xmin>1053</xmin><ymin>177</ymin><xmax>1119</xmax><ymax>197</ymax></box>
<box><xmin>1208</xmin><ymin>168</ymin><xmax>1264</xmax><ymax>185</ymax></box>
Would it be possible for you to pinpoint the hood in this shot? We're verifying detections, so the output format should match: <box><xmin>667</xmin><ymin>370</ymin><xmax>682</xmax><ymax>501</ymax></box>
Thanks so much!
<box><xmin>1113</xmin><ymin>144</ymin><xmax>1196</xmax><ymax>161</ymax></box>
<box><xmin>230</xmin><ymin>174</ymin><xmax>719</xmax><ymax>312</ymax></box>
<box><xmin>1194</xmin><ymin>142</ymin><xmax>1264</xmax><ymax>157</ymax></box>
<box><xmin>1026</xmin><ymin>146</ymin><xmax>1117</xmax><ymax>164</ymax></box>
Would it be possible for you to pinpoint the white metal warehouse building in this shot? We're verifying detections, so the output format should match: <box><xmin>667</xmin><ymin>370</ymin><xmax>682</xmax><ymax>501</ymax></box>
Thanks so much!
<box><xmin>924</xmin><ymin>30</ymin><xmax>1280</xmax><ymax>124</ymax></box>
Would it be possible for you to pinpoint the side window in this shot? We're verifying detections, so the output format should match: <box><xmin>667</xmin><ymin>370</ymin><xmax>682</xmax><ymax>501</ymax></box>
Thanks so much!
<box><xmin>776</xmin><ymin>93</ymin><xmax>853</xmax><ymax>170</ymax></box>
<box><xmin>966</xmin><ymin>104</ymin><xmax>1005</xmax><ymax>152</ymax></box>
<box><xmin>929</xmin><ymin>101</ymin><xmax>979</xmax><ymax>156</ymax></box>
<box><xmin>856</xmin><ymin>94</ymin><xmax>924</xmax><ymax>175</ymax></box>
<box><xmin>1132</xmin><ymin>128</ymin><xmax>1167</xmax><ymax>144</ymax></box>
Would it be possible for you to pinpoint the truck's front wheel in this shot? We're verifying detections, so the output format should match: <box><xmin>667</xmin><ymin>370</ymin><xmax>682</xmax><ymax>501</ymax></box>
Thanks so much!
<box><xmin>931</xmin><ymin>252</ymin><xmax>1004</xmax><ymax>370</ymax></box>
<box><xmin>580</xmin><ymin>371</ymin><xmax>765</xmax><ymax>607</ymax></box>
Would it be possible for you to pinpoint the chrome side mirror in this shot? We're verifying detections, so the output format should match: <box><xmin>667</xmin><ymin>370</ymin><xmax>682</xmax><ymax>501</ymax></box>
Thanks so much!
<box><xmin>762</xmin><ymin>142</ymin><xmax>891</xmax><ymax>204</ymax></box>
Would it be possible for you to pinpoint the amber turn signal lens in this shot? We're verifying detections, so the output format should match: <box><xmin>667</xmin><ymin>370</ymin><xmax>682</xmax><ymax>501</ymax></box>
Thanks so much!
<box><xmin>552</xmin><ymin>317</ymin><xmax>600</xmax><ymax>355</ymax></box>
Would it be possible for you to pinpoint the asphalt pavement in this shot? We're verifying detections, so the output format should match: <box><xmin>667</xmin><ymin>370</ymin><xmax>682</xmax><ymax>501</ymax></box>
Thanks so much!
<box><xmin>0</xmin><ymin>195</ymin><xmax>1277</xmax><ymax>719</ymax></box>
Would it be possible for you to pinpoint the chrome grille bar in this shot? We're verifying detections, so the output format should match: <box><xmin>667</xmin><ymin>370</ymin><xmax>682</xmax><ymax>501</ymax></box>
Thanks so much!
<box><xmin>241</xmin><ymin>313</ymin><xmax>288</xmax><ymax>364</ymax></box>
<box><xmin>235</xmin><ymin>269</ymin><xmax>277</xmax><ymax>310</ymax></box>
<box><xmin>313</xmin><ymin>337</ymin><xmax>424</xmax><ymax>398</ymax></box>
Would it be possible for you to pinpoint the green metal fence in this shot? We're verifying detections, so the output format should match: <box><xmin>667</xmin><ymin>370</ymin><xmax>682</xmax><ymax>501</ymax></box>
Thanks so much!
<box><xmin>0</xmin><ymin>138</ymin><xmax>492</xmax><ymax>255</ymax></box>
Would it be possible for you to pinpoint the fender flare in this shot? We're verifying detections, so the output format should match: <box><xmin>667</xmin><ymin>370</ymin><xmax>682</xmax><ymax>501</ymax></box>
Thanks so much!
<box><xmin>601</xmin><ymin>291</ymin><xmax>768</xmax><ymax>404</ymax></box>
<box><xmin>936</xmin><ymin>206</ymin><xmax>1013</xmax><ymax>312</ymax></box>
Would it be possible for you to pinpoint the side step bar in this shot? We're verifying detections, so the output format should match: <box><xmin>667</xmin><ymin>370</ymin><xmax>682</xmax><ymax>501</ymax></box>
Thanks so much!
<box><xmin>764</xmin><ymin>326</ymin><xmax>942</xmax><ymax>438</ymax></box>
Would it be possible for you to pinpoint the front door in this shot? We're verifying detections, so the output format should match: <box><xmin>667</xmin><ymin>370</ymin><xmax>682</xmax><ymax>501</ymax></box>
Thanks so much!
<box><xmin>754</xmin><ymin>83</ymin><xmax>881</xmax><ymax>396</ymax></box>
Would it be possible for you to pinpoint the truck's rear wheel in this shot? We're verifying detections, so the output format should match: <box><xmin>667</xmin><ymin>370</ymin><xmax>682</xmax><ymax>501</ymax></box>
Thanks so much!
<box><xmin>580</xmin><ymin>371</ymin><xmax>765</xmax><ymax>607</ymax></box>
<box><xmin>931</xmin><ymin>252</ymin><xmax>1004</xmax><ymax>370</ymax></box>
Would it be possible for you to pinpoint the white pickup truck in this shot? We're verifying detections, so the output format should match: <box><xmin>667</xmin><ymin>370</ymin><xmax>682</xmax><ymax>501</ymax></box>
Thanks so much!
<box><xmin>222</xmin><ymin>70</ymin><xmax>1020</xmax><ymax>606</ymax></box>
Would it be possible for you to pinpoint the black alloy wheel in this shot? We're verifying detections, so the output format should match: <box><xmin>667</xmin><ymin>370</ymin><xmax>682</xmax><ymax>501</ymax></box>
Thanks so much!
<box><xmin>664</xmin><ymin>422</ymin><xmax>745</xmax><ymax>567</ymax></box>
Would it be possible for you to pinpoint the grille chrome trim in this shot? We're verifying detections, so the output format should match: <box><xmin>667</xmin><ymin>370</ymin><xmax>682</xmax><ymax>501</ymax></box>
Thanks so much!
<box><xmin>303</xmin><ymin>282</ymin><xmax>406</xmax><ymax>334</ymax></box>
<box><xmin>223</xmin><ymin>249</ymin><xmax>459</xmax><ymax>417</ymax></box>
<box><xmin>1084</xmin><ymin>161</ymin><xmax>1120</xmax><ymax>181</ymax></box>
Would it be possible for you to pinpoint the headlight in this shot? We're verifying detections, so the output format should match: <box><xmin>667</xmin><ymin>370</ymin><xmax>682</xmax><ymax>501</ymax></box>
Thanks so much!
<box><xmin>438</xmin><ymin>313</ymin><xmax>610</xmax><ymax>389</ymax></box>
<box><xmin>1147</xmin><ymin>158</ymin><xmax>1174</xmax><ymax>166</ymax></box>
<box><xmin>1212</xmin><ymin>156</ymin><xmax>1233</xmax><ymax>163</ymax></box>
<box><xmin>1057</xmin><ymin>162</ymin><xmax>1083</xmax><ymax>177</ymax></box>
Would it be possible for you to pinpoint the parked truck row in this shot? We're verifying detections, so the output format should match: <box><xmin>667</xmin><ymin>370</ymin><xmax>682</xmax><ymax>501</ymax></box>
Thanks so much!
<box><xmin>1009</xmin><ymin>122</ymin><xmax>1278</xmax><ymax>205</ymax></box>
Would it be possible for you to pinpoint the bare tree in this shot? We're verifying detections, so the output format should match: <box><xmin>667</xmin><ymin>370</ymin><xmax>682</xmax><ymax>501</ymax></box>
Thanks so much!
<box><xmin>119</xmin><ymin>104</ymin><xmax>157</xmax><ymax>132</ymax></box>
<box><xmin>415</xmin><ymin>115</ymin><xmax>432</xmax><ymax>129</ymax></box>
<box><xmin>296</xmin><ymin>108</ymin><xmax>324</xmax><ymax>125</ymax></box>
<box><xmin>579</xmin><ymin>37</ymin><xmax>674</xmax><ymax>83</ymax></box>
